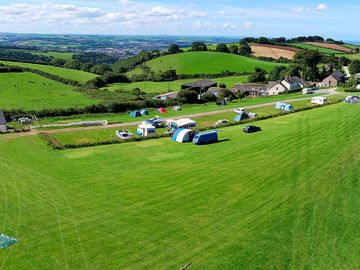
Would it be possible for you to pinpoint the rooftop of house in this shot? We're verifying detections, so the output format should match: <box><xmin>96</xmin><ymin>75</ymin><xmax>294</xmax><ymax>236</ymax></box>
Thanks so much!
<box><xmin>155</xmin><ymin>91</ymin><xmax>178</xmax><ymax>99</ymax></box>
<box><xmin>182</xmin><ymin>79</ymin><xmax>217</xmax><ymax>88</ymax></box>
<box><xmin>283</xmin><ymin>76</ymin><xmax>312</xmax><ymax>87</ymax></box>
<box><xmin>231</xmin><ymin>83</ymin><xmax>267</xmax><ymax>93</ymax></box>
<box><xmin>328</xmin><ymin>70</ymin><xmax>345</xmax><ymax>81</ymax></box>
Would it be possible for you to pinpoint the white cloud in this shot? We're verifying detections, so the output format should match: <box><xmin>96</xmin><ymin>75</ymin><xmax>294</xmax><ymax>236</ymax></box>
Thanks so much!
<box><xmin>244</xmin><ymin>22</ymin><xmax>252</xmax><ymax>29</ymax></box>
<box><xmin>316</xmin><ymin>4</ymin><xmax>328</xmax><ymax>10</ymax></box>
<box><xmin>189</xmin><ymin>11</ymin><xmax>207</xmax><ymax>18</ymax></box>
<box><xmin>216</xmin><ymin>10</ymin><xmax>228</xmax><ymax>16</ymax></box>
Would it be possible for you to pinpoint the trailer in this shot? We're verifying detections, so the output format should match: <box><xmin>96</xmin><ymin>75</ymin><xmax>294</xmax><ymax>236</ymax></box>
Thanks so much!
<box><xmin>136</xmin><ymin>124</ymin><xmax>156</xmax><ymax>137</ymax></box>
<box><xmin>311</xmin><ymin>96</ymin><xmax>328</xmax><ymax>105</ymax></box>
<box><xmin>193</xmin><ymin>130</ymin><xmax>218</xmax><ymax>145</ymax></box>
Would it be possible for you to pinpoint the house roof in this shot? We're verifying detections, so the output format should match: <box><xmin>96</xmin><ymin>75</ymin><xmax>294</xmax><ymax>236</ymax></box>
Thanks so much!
<box><xmin>182</xmin><ymin>79</ymin><xmax>217</xmax><ymax>88</ymax></box>
<box><xmin>266</xmin><ymin>81</ymin><xmax>280</xmax><ymax>90</ymax></box>
<box><xmin>231</xmin><ymin>83</ymin><xmax>267</xmax><ymax>93</ymax></box>
<box><xmin>0</xmin><ymin>111</ymin><xmax>6</xmax><ymax>125</ymax></box>
<box><xmin>285</xmin><ymin>76</ymin><xmax>312</xmax><ymax>87</ymax></box>
<box><xmin>331</xmin><ymin>70</ymin><xmax>345</xmax><ymax>81</ymax></box>
<box><xmin>207</xmin><ymin>87</ymin><xmax>222</xmax><ymax>94</ymax></box>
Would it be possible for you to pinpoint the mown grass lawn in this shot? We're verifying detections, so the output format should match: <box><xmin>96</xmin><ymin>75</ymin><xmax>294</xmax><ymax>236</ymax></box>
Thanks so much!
<box><xmin>0</xmin><ymin>72</ymin><xmax>98</xmax><ymax>110</ymax></box>
<box><xmin>0</xmin><ymin>102</ymin><xmax>359</xmax><ymax>269</ymax></box>
<box><xmin>0</xmin><ymin>60</ymin><xmax>98</xmax><ymax>84</ymax></box>
<box><xmin>127</xmin><ymin>52</ymin><xmax>285</xmax><ymax>77</ymax></box>
<box><xmin>103</xmin><ymin>75</ymin><xmax>249</xmax><ymax>93</ymax></box>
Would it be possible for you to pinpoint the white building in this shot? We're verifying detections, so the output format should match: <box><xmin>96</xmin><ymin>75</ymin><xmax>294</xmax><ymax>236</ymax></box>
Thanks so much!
<box><xmin>267</xmin><ymin>82</ymin><xmax>287</xmax><ymax>96</ymax></box>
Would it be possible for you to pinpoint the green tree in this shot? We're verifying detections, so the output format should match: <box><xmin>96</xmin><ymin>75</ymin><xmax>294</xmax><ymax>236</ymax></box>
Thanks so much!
<box><xmin>268</xmin><ymin>66</ymin><xmax>287</xmax><ymax>81</ymax></box>
<box><xmin>239</xmin><ymin>44</ymin><xmax>252</xmax><ymax>56</ymax></box>
<box><xmin>177</xmin><ymin>90</ymin><xmax>199</xmax><ymax>103</ymax></box>
<box><xmin>229</xmin><ymin>44</ymin><xmax>239</xmax><ymax>54</ymax></box>
<box><xmin>349</xmin><ymin>60</ymin><xmax>360</xmax><ymax>75</ymax></box>
<box><xmin>191</xmin><ymin>41</ymin><xmax>208</xmax><ymax>51</ymax></box>
<box><xmin>249</xmin><ymin>68</ymin><xmax>267</xmax><ymax>83</ymax></box>
<box><xmin>64</xmin><ymin>59</ymin><xmax>82</xmax><ymax>70</ymax></box>
<box><xmin>216</xmin><ymin>43</ymin><xmax>230</xmax><ymax>53</ymax></box>
<box><xmin>168</xmin><ymin>44</ymin><xmax>180</xmax><ymax>54</ymax></box>
<box><xmin>293</xmin><ymin>50</ymin><xmax>322</xmax><ymax>81</ymax></box>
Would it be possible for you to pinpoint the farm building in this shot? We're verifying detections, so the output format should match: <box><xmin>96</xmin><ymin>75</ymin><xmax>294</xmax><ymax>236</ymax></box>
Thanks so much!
<box><xmin>231</xmin><ymin>84</ymin><xmax>267</xmax><ymax>97</ymax></box>
<box><xmin>322</xmin><ymin>71</ymin><xmax>345</xmax><ymax>87</ymax></box>
<box><xmin>181</xmin><ymin>79</ymin><xmax>217</xmax><ymax>94</ymax></box>
<box><xmin>234</xmin><ymin>112</ymin><xmax>250</xmax><ymax>122</ymax></box>
<box><xmin>205</xmin><ymin>87</ymin><xmax>222</xmax><ymax>98</ymax></box>
<box><xmin>172</xmin><ymin>128</ymin><xmax>196</xmax><ymax>143</ymax></box>
<box><xmin>267</xmin><ymin>82</ymin><xmax>287</xmax><ymax>96</ymax></box>
<box><xmin>0</xmin><ymin>111</ymin><xmax>7</xmax><ymax>133</ymax></box>
<box><xmin>154</xmin><ymin>91</ymin><xmax>178</xmax><ymax>101</ymax></box>
<box><xmin>275</xmin><ymin>102</ymin><xmax>294</xmax><ymax>111</ymax></box>
<box><xmin>129</xmin><ymin>111</ymin><xmax>142</xmax><ymax>117</ymax></box>
<box><xmin>281</xmin><ymin>76</ymin><xmax>312</xmax><ymax>91</ymax></box>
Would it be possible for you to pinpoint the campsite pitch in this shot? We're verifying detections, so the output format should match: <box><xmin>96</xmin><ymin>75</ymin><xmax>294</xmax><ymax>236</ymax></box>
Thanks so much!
<box><xmin>0</xmin><ymin>102</ymin><xmax>359</xmax><ymax>269</ymax></box>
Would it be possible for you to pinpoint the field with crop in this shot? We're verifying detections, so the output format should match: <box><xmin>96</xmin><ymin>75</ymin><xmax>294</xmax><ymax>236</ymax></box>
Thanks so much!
<box><xmin>250</xmin><ymin>43</ymin><xmax>299</xmax><ymax>59</ymax></box>
<box><xmin>0</xmin><ymin>102</ymin><xmax>359</xmax><ymax>269</ymax></box>
<box><xmin>127</xmin><ymin>52</ymin><xmax>285</xmax><ymax>76</ymax></box>
<box><xmin>0</xmin><ymin>72</ymin><xmax>97</xmax><ymax>110</ymax></box>
<box><xmin>304</xmin><ymin>42</ymin><xmax>354</xmax><ymax>53</ymax></box>
<box><xmin>32</xmin><ymin>51</ymin><xmax>74</xmax><ymax>60</ymax></box>
<box><xmin>290</xmin><ymin>43</ymin><xmax>344</xmax><ymax>54</ymax></box>
<box><xmin>0</xmin><ymin>60</ymin><xmax>98</xmax><ymax>83</ymax></box>
<box><xmin>104</xmin><ymin>75</ymin><xmax>249</xmax><ymax>93</ymax></box>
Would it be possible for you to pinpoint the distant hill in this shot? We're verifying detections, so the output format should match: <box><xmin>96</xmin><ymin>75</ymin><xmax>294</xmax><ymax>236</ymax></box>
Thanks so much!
<box><xmin>127</xmin><ymin>51</ymin><xmax>285</xmax><ymax>77</ymax></box>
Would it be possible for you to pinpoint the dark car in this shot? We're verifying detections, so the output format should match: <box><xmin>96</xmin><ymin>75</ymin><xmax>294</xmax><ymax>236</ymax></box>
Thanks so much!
<box><xmin>243</xmin><ymin>125</ymin><xmax>261</xmax><ymax>133</ymax></box>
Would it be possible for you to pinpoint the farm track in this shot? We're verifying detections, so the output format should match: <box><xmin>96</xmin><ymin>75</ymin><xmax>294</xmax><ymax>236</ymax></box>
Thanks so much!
<box><xmin>2</xmin><ymin>88</ymin><xmax>338</xmax><ymax>138</ymax></box>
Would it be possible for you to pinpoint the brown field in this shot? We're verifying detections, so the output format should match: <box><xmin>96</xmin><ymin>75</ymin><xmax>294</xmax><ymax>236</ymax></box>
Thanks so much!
<box><xmin>250</xmin><ymin>43</ymin><xmax>300</xmax><ymax>59</ymax></box>
<box><xmin>304</xmin><ymin>42</ymin><xmax>355</xmax><ymax>53</ymax></box>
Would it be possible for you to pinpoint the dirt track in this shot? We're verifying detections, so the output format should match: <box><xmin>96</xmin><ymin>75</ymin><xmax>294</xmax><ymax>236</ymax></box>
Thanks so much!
<box><xmin>2</xmin><ymin>88</ymin><xmax>338</xmax><ymax>139</ymax></box>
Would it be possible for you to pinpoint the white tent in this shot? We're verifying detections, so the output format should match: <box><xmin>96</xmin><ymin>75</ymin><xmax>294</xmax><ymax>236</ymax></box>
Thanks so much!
<box><xmin>172</xmin><ymin>129</ymin><xmax>195</xmax><ymax>143</ymax></box>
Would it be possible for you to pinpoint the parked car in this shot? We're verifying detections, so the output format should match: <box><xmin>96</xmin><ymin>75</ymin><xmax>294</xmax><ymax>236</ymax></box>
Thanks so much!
<box><xmin>115</xmin><ymin>130</ymin><xmax>133</xmax><ymax>140</ymax></box>
<box><xmin>243</xmin><ymin>125</ymin><xmax>262</xmax><ymax>133</ymax></box>
<box><xmin>215</xmin><ymin>119</ymin><xmax>230</xmax><ymax>127</ymax></box>
<box><xmin>234</xmin><ymin>108</ymin><xmax>245</xmax><ymax>114</ymax></box>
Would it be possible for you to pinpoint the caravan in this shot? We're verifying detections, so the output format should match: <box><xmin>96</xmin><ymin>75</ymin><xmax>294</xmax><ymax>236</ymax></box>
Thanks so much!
<box><xmin>311</xmin><ymin>96</ymin><xmax>328</xmax><ymax>105</ymax></box>
<box><xmin>136</xmin><ymin>124</ymin><xmax>156</xmax><ymax>137</ymax></box>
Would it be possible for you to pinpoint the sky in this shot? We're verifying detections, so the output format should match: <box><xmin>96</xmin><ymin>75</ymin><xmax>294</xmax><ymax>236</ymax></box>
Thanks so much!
<box><xmin>0</xmin><ymin>0</ymin><xmax>359</xmax><ymax>39</ymax></box>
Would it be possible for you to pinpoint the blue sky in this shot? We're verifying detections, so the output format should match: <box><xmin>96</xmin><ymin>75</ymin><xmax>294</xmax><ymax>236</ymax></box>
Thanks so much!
<box><xmin>0</xmin><ymin>0</ymin><xmax>359</xmax><ymax>39</ymax></box>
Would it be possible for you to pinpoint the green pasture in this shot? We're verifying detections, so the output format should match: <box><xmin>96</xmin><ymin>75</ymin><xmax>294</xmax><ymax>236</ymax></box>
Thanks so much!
<box><xmin>289</xmin><ymin>43</ymin><xmax>344</xmax><ymax>54</ymax></box>
<box><xmin>0</xmin><ymin>60</ymin><xmax>98</xmax><ymax>84</ymax></box>
<box><xmin>127</xmin><ymin>52</ymin><xmax>285</xmax><ymax>76</ymax></box>
<box><xmin>0</xmin><ymin>72</ymin><xmax>97</xmax><ymax>110</ymax></box>
<box><xmin>0</xmin><ymin>102</ymin><xmax>359</xmax><ymax>269</ymax></box>
<box><xmin>32</xmin><ymin>51</ymin><xmax>74</xmax><ymax>60</ymax></box>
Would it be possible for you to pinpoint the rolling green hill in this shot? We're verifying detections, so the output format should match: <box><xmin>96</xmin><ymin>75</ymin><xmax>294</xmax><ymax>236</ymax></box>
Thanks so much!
<box><xmin>0</xmin><ymin>72</ymin><xmax>97</xmax><ymax>110</ymax></box>
<box><xmin>0</xmin><ymin>60</ymin><xmax>98</xmax><ymax>83</ymax></box>
<box><xmin>0</xmin><ymin>102</ymin><xmax>359</xmax><ymax>269</ymax></box>
<box><xmin>127</xmin><ymin>52</ymin><xmax>285</xmax><ymax>76</ymax></box>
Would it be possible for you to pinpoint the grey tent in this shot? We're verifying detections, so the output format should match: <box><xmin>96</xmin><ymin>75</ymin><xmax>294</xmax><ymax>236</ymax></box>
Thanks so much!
<box><xmin>0</xmin><ymin>111</ymin><xmax>7</xmax><ymax>133</ymax></box>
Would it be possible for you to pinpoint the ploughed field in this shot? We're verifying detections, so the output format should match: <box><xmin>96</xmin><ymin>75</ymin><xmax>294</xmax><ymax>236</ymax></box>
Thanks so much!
<box><xmin>0</xmin><ymin>72</ymin><xmax>97</xmax><ymax>110</ymax></box>
<box><xmin>0</xmin><ymin>102</ymin><xmax>359</xmax><ymax>269</ymax></box>
<box><xmin>249</xmin><ymin>43</ymin><xmax>299</xmax><ymax>59</ymax></box>
<box><xmin>304</xmin><ymin>42</ymin><xmax>355</xmax><ymax>53</ymax></box>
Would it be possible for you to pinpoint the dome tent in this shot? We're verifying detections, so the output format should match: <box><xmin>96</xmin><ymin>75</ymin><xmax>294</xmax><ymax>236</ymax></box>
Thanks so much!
<box><xmin>140</xmin><ymin>109</ymin><xmax>149</xmax><ymax>116</ymax></box>
<box><xmin>129</xmin><ymin>111</ymin><xmax>141</xmax><ymax>117</ymax></box>
<box><xmin>233</xmin><ymin>112</ymin><xmax>249</xmax><ymax>122</ymax></box>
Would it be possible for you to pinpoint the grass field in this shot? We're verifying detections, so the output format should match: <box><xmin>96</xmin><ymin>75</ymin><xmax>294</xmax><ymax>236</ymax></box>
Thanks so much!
<box><xmin>32</xmin><ymin>51</ymin><xmax>74</xmax><ymax>60</ymax></box>
<box><xmin>0</xmin><ymin>60</ymin><xmax>98</xmax><ymax>84</ymax></box>
<box><xmin>127</xmin><ymin>52</ymin><xmax>285</xmax><ymax>76</ymax></box>
<box><xmin>290</xmin><ymin>43</ymin><xmax>344</xmax><ymax>54</ymax></box>
<box><xmin>0</xmin><ymin>102</ymin><xmax>359</xmax><ymax>269</ymax></box>
<box><xmin>0</xmin><ymin>72</ymin><xmax>97</xmax><ymax>110</ymax></box>
<box><xmin>103</xmin><ymin>75</ymin><xmax>249</xmax><ymax>93</ymax></box>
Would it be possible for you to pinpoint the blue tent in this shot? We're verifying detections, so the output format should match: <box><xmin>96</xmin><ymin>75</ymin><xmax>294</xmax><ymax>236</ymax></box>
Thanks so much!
<box><xmin>129</xmin><ymin>111</ymin><xmax>141</xmax><ymax>117</ymax></box>
<box><xmin>172</xmin><ymin>128</ymin><xmax>195</xmax><ymax>143</ymax></box>
<box><xmin>275</xmin><ymin>102</ymin><xmax>294</xmax><ymax>111</ymax></box>
<box><xmin>140</xmin><ymin>109</ymin><xmax>149</xmax><ymax>116</ymax></box>
<box><xmin>233</xmin><ymin>112</ymin><xmax>249</xmax><ymax>122</ymax></box>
